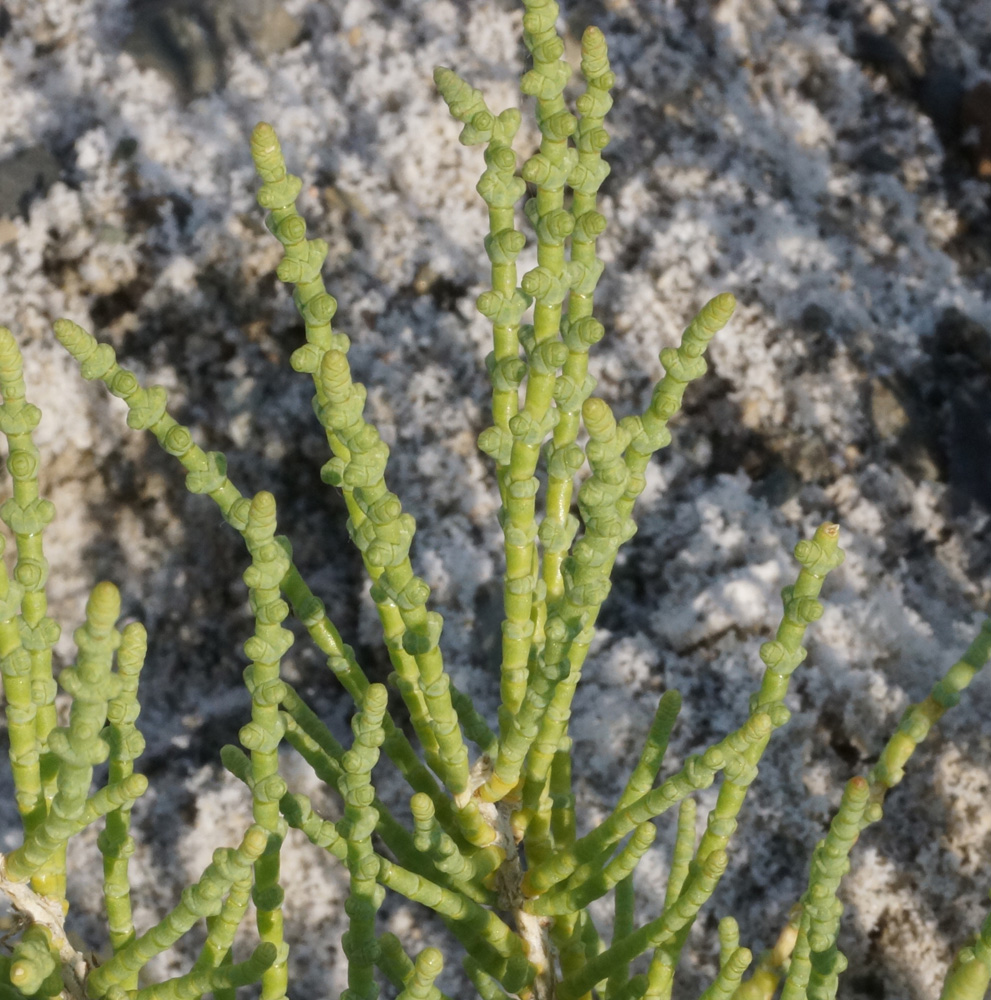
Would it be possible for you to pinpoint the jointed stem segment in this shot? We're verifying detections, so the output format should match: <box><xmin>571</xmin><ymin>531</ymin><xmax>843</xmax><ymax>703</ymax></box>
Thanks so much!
<box><xmin>0</xmin><ymin>328</ymin><xmax>60</xmax><ymax>899</ymax></box>
<box><xmin>252</xmin><ymin>124</ymin><xmax>475</xmax><ymax>810</ymax></box>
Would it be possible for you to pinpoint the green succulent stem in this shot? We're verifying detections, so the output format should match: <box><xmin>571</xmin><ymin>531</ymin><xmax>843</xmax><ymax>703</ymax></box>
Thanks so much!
<box><xmin>378</xmin><ymin>933</ymin><xmax>457</xmax><ymax>1000</ymax></box>
<box><xmin>0</xmin><ymin>546</ymin><xmax>36</xmax><ymax>828</ymax></box>
<box><xmin>940</xmin><ymin>904</ymin><xmax>991</xmax><ymax>1000</ymax></box>
<box><xmin>664</xmin><ymin>797</ymin><xmax>697</xmax><ymax>910</ymax></box>
<box><xmin>275</xmin><ymin>704</ymin><xmax>424</xmax><ymax>875</ymax></box>
<box><xmin>6</xmin><ymin>582</ymin><xmax>123</xmax><ymax>901</ymax></box>
<box><xmin>699</xmin><ymin>945</ymin><xmax>752</xmax><ymax>1000</ymax></box>
<box><xmin>340</xmin><ymin>684</ymin><xmax>388</xmax><ymax>1000</ymax></box>
<box><xmin>85</xmin><ymin>825</ymin><xmax>268</xmax><ymax>997</ymax></box>
<box><xmin>784</xmin><ymin>775</ymin><xmax>869</xmax><ymax>1000</ymax></box>
<box><xmin>129</xmin><ymin>944</ymin><xmax>277</xmax><ymax>1000</ymax></box>
<box><xmin>541</xmin><ymin>24</ymin><xmax>613</xmax><ymax>608</ymax></box>
<box><xmin>193</xmin><ymin>872</ymin><xmax>253</xmax><ymax>985</ymax></box>
<box><xmin>556</xmin><ymin>850</ymin><xmax>728</xmax><ymax>1000</ymax></box>
<box><xmin>733</xmin><ymin>907</ymin><xmax>802</xmax><ymax>1000</ymax></box>
<box><xmin>281</xmin><ymin>789</ymin><xmax>534</xmax><ymax>996</ymax></box>
<box><xmin>752</xmin><ymin>615</ymin><xmax>991</xmax><ymax>1000</ymax></box>
<box><xmin>690</xmin><ymin>525</ymin><xmax>844</xmax><ymax>877</ymax></box>
<box><xmin>0</xmin><ymin>328</ymin><xmax>61</xmax><ymax>899</ymax></box>
<box><xmin>869</xmin><ymin>617</ymin><xmax>991</xmax><ymax>802</ymax></box>
<box><xmin>249</xmin><ymin>123</ymin><xmax>475</xmax><ymax>816</ymax></box>
<box><xmin>510</xmin><ymin>295</ymin><xmax>736</xmax><ymax>824</ymax></box>
<box><xmin>99</xmin><ymin>621</ymin><xmax>147</xmax><ymax>971</ymax></box>
<box><xmin>619</xmin><ymin>691</ymin><xmax>682</xmax><ymax>814</ymax></box>
<box><xmin>51</xmin><ymin>318</ymin><xmax>480</xmax><ymax>848</ymax></box>
<box><xmin>241</xmin><ymin>491</ymin><xmax>292</xmax><ymax>1000</ymax></box>
<box><xmin>398</xmin><ymin>947</ymin><xmax>445</xmax><ymax>1000</ymax></box>
<box><xmin>464</xmin><ymin>956</ymin><xmax>514</xmax><ymax>1000</ymax></box>
<box><xmin>376</xmin><ymin>933</ymin><xmax>415</xmax><ymax>994</ymax></box>
<box><xmin>280</xmin><ymin>564</ymin><xmax>468</xmax><ymax>834</ymax></box>
<box><xmin>9</xmin><ymin>924</ymin><xmax>58</xmax><ymax>996</ymax></box>
<box><xmin>523</xmin><ymin>709</ymin><xmax>775</xmax><ymax>898</ymax></box>
<box><xmin>432</xmin><ymin>65</ymin><xmax>527</xmax><ymax>488</ymax></box>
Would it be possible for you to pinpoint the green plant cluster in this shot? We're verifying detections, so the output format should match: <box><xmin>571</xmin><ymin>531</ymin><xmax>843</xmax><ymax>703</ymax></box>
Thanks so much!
<box><xmin>0</xmin><ymin>2</ymin><xmax>989</xmax><ymax>999</ymax></box>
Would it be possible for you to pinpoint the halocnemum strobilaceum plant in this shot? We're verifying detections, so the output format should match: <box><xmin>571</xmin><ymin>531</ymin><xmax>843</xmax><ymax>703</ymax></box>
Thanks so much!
<box><xmin>0</xmin><ymin>3</ymin><xmax>989</xmax><ymax>1000</ymax></box>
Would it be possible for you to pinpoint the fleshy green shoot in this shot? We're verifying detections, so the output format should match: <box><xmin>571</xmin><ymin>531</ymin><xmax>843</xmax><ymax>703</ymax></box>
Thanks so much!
<box><xmin>0</xmin><ymin>3</ymin><xmax>988</xmax><ymax>1000</ymax></box>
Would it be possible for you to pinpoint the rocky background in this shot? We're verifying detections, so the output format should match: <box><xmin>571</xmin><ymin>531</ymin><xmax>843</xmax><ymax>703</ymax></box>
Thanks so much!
<box><xmin>1</xmin><ymin>0</ymin><xmax>991</xmax><ymax>997</ymax></box>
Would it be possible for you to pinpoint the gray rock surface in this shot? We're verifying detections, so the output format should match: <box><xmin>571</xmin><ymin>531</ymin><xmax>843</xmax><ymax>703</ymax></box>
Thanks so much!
<box><xmin>1</xmin><ymin>0</ymin><xmax>990</xmax><ymax>997</ymax></box>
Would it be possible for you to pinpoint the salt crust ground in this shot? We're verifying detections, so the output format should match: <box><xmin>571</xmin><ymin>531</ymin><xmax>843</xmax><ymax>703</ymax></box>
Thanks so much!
<box><xmin>1</xmin><ymin>0</ymin><xmax>991</xmax><ymax>997</ymax></box>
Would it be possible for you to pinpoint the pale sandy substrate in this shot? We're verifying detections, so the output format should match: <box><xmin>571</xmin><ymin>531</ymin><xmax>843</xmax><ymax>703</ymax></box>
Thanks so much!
<box><xmin>1</xmin><ymin>0</ymin><xmax>990</xmax><ymax>997</ymax></box>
